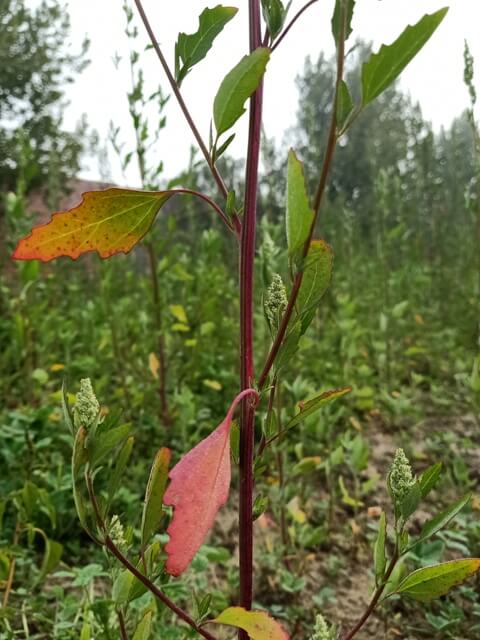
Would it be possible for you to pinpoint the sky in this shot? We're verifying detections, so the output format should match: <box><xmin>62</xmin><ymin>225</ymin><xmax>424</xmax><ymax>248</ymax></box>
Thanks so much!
<box><xmin>55</xmin><ymin>0</ymin><xmax>480</xmax><ymax>186</ymax></box>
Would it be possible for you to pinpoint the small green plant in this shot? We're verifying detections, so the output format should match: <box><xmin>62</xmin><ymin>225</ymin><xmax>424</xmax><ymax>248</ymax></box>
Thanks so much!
<box><xmin>12</xmin><ymin>2</ymin><xmax>479</xmax><ymax>639</ymax></box>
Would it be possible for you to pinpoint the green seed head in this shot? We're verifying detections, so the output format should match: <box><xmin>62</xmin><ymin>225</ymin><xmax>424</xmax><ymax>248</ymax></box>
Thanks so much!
<box><xmin>265</xmin><ymin>273</ymin><xmax>288</xmax><ymax>329</ymax></box>
<box><xmin>109</xmin><ymin>515</ymin><xmax>126</xmax><ymax>548</ymax></box>
<box><xmin>73</xmin><ymin>378</ymin><xmax>100</xmax><ymax>430</ymax></box>
<box><xmin>389</xmin><ymin>448</ymin><xmax>415</xmax><ymax>501</ymax></box>
<box><xmin>310</xmin><ymin>614</ymin><xmax>333</xmax><ymax>640</ymax></box>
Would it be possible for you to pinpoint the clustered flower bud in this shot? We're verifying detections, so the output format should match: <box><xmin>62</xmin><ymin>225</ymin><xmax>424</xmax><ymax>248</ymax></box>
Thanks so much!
<box><xmin>264</xmin><ymin>273</ymin><xmax>288</xmax><ymax>329</ymax></box>
<box><xmin>109</xmin><ymin>515</ymin><xmax>126</xmax><ymax>548</ymax></box>
<box><xmin>310</xmin><ymin>614</ymin><xmax>334</xmax><ymax>640</ymax></box>
<box><xmin>73</xmin><ymin>378</ymin><xmax>100</xmax><ymax>430</ymax></box>
<box><xmin>389</xmin><ymin>448</ymin><xmax>415</xmax><ymax>501</ymax></box>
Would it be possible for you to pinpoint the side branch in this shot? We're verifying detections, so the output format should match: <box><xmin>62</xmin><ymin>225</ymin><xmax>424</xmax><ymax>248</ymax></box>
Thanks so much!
<box><xmin>133</xmin><ymin>0</ymin><xmax>240</xmax><ymax>234</ymax></box>
<box><xmin>271</xmin><ymin>0</ymin><xmax>320</xmax><ymax>53</ymax></box>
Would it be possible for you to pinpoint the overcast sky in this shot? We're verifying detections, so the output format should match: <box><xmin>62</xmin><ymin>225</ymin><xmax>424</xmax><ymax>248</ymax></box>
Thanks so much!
<box><xmin>57</xmin><ymin>0</ymin><xmax>480</xmax><ymax>186</ymax></box>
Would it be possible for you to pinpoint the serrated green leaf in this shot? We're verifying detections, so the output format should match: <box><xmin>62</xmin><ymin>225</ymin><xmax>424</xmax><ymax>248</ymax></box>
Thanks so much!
<box><xmin>419</xmin><ymin>462</ymin><xmax>442</xmax><ymax>498</ymax></box>
<box><xmin>90</xmin><ymin>423</ymin><xmax>132</xmax><ymax>467</ymax></box>
<box><xmin>361</xmin><ymin>8</ymin><xmax>448</xmax><ymax>107</ymax></box>
<box><xmin>396</xmin><ymin>559</ymin><xmax>480</xmax><ymax>602</ymax></box>
<box><xmin>286</xmin><ymin>149</ymin><xmax>313</xmax><ymax>256</ymax></box>
<box><xmin>141</xmin><ymin>448</ymin><xmax>171</xmax><ymax>549</ymax></box>
<box><xmin>374</xmin><ymin>512</ymin><xmax>387</xmax><ymax>585</ymax></box>
<box><xmin>297</xmin><ymin>240</ymin><xmax>333</xmax><ymax>331</ymax></box>
<box><xmin>284</xmin><ymin>387</ymin><xmax>351</xmax><ymax>430</ymax></box>
<box><xmin>176</xmin><ymin>6</ymin><xmax>238</xmax><ymax>85</ymax></box>
<box><xmin>409</xmin><ymin>494</ymin><xmax>471</xmax><ymax>550</ymax></box>
<box><xmin>331</xmin><ymin>0</ymin><xmax>355</xmax><ymax>46</ymax></box>
<box><xmin>213</xmin><ymin>48</ymin><xmax>270</xmax><ymax>136</ymax></box>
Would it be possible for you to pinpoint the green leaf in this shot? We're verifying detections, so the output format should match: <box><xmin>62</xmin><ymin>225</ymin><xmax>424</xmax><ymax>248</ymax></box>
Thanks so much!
<box><xmin>274</xmin><ymin>320</ymin><xmax>301</xmax><ymax>372</ymax></box>
<box><xmin>105</xmin><ymin>436</ymin><xmax>135</xmax><ymax>513</ymax></box>
<box><xmin>112</xmin><ymin>570</ymin><xmax>136</xmax><ymax>605</ymax></box>
<box><xmin>410</xmin><ymin>494</ymin><xmax>471</xmax><ymax>550</ymax></box>
<box><xmin>284</xmin><ymin>387</ymin><xmax>351</xmax><ymax>430</ymax></box>
<box><xmin>374</xmin><ymin>511</ymin><xmax>387</xmax><ymax>585</ymax></box>
<box><xmin>213</xmin><ymin>132</ymin><xmax>236</xmax><ymax>162</ymax></box>
<box><xmin>132</xmin><ymin>611</ymin><xmax>153</xmax><ymax>640</ymax></box>
<box><xmin>213</xmin><ymin>48</ymin><xmax>270</xmax><ymax>137</ymax></box>
<box><xmin>140</xmin><ymin>448</ymin><xmax>171</xmax><ymax>549</ymax></box>
<box><xmin>296</xmin><ymin>240</ymin><xmax>333</xmax><ymax>331</ymax></box>
<box><xmin>396</xmin><ymin>559</ymin><xmax>480</xmax><ymax>602</ymax></box>
<box><xmin>336</xmin><ymin>80</ymin><xmax>354</xmax><ymax>131</ymax></box>
<box><xmin>331</xmin><ymin>0</ymin><xmax>355</xmax><ymax>46</ymax></box>
<box><xmin>400</xmin><ymin>481</ymin><xmax>421</xmax><ymax>521</ymax></box>
<box><xmin>286</xmin><ymin>149</ymin><xmax>313</xmax><ymax>256</ymax></box>
<box><xmin>90</xmin><ymin>423</ymin><xmax>132</xmax><ymax>467</ymax></box>
<box><xmin>419</xmin><ymin>462</ymin><xmax>442</xmax><ymax>498</ymax></box>
<box><xmin>361</xmin><ymin>8</ymin><xmax>448</xmax><ymax>107</ymax></box>
<box><xmin>72</xmin><ymin>426</ymin><xmax>88</xmax><ymax>479</ymax></box>
<box><xmin>339</xmin><ymin>476</ymin><xmax>364</xmax><ymax>507</ymax></box>
<box><xmin>261</xmin><ymin>0</ymin><xmax>288</xmax><ymax>40</ymax></box>
<box><xmin>39</xmin><ymin>538</ymin><xmax>63</xmax><ymax>581</ymax></box>
<box><xmin>212</xmin><ymin>606</ymin><xmax>289</xmax><ymax>639</ymax></box>
<box><xmin>175</xmin><ymin>6</ymin><xmax>238</xmax><ymax>85</ymax></box>
<box><xmin>113</xmin><ymin>543</ymin><xmax>160</xmax><ymax>604</ymax></box>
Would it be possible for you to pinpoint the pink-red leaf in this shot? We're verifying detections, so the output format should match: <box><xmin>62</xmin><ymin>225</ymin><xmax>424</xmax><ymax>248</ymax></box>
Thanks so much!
<box><xmin>211</xmin><ymin>607</ymin><xmax>289</xmax><ymax>640</ymax></box>
<box><xmin>164</xmin><ymin>389</ymin><xmax>257</xmax><ymax>576</ymax></box>
<box><xmin>13</xmin><ymin>188</ymin><xmax>173</xmax><ymax>262</ymax></box>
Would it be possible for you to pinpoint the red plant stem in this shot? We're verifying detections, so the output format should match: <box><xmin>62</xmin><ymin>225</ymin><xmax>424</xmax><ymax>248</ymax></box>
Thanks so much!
<box><xmin>105</xmin><ymin>537</ymin><xmax>218</xmax><ymax>640</ymax></box>
<box><xmin>271</xmin><ymin>0</ymin><xmax>320</xmax><ymax>53</ymax></box>
<box><xmin>257</xmin><ymin>2</ymin><xmax>347</xmax><ymax>390</ymax></box>
<box><xmin>238</xmin><ymin>0</ymin><xmax>263</xmax><ymax>634</ymax></box>
<box><xmin>85</xmin><ymin>472</ymin><xmax>218</xmax><ymax>640</ymax></box>
<box><xmin>340</xmin><ymin>551</ymin><xmax>399</xmax><ymax>640</ymax></box>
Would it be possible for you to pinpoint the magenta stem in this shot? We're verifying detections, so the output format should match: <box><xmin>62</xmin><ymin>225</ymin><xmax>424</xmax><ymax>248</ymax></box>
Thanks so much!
<box><xmin>238</xmin><ymin>2</ymin><xmax>263</xmax><ymax>637</ymax></box>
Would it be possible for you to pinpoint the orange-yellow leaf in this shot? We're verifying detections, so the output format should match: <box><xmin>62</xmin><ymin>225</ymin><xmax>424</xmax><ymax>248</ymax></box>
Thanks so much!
<box><xmin>13</xmin><ymin>188</ymin><xmax>173</xmax><ymax>262</ymax></box>
<box><xmin>148</xmin><ymin>353</ymin><xmax>160</xmax><ymax>380</ymax></box>
<box><xmin>163</xmin><ymin>388</ymin><xmax>257</xmax><ymax>576</ymax></box>
<box><xmin>211</xmin><ymin>607</ymin><xmax>289</xmax><ymax>640</ymax></box>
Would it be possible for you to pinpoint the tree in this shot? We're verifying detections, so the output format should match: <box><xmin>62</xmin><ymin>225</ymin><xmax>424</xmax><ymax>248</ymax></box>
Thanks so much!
<box><xmin>0</xmin><ymin>0</ymin><xmax>90</xmax><ymax>266</ymax></box>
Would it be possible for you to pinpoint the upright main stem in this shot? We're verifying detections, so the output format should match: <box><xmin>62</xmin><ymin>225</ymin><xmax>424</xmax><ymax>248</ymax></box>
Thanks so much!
<box><xmin>238</xmin><ymin>0</ymin><xmax>263</xmax><ymax>630</ymax></box>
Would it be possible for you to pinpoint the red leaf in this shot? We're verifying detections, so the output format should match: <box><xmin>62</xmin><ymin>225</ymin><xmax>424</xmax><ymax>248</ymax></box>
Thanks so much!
<box><xmin>12</xmin><ymin>188</ymin><xmax>173</xmax><ymax>262</ymax></box>
<box><xmin>164</xmin><ymin>388</ymin><xmax>258</xmax><ymax>576</ymax></box>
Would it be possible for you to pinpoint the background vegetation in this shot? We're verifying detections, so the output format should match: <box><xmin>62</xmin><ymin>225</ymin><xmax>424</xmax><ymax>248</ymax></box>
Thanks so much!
<box><xmin>1</xmin><ymin>1</ymin><xmax>479</xmax><ymax>638</ymax></box>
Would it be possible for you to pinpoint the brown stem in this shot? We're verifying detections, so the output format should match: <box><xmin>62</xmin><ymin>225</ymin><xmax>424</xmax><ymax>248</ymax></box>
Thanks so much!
<box><xmin>117</xmin><ymin>610</ymin><xmax>129</xmax><ymax>640</ymax></box>
<box><xmin>257</xmin><ymin>1</ymin><xmax>347</xmax><ymax>390</ymax></box>
<box><xmin>146</xmin><ymin>242</ymin><xmax>170</xmax><ymax>424</ymax></box>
